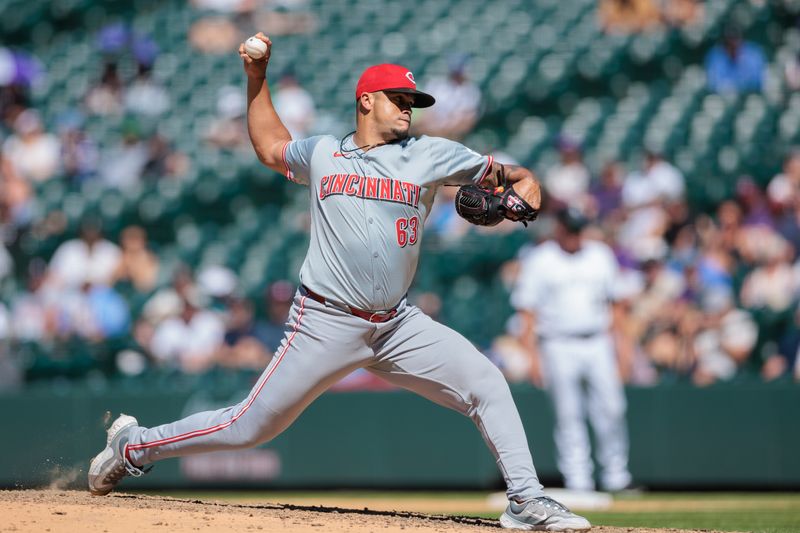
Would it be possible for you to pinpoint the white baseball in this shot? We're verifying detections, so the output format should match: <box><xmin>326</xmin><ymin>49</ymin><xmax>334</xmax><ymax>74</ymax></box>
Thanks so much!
<box><xmin>244</xmin><ymin>37</ymin><xmax>268</xmax><ymax>60</ymax></box>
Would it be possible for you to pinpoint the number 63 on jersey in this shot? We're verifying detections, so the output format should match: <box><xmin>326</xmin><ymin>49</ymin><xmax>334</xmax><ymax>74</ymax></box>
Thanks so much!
<box><xmin>395</xmin><ymin>216</ymin><xmax>419</xmax><ymax>247</ymax></box>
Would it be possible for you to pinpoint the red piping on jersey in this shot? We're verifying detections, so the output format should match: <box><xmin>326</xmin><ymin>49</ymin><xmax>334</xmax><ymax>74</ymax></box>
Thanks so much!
<box><xmin>281</xmin><ymin>141</ymin><xmax>296</xmax><ymax>183</ymax></box>
<box><xmin>127</xmin><ymin>296</ymin><xmax>308</xmax><ymax>452</ymax></box>
<box><xmin>478</xmin><ymin>155</ymin><xmax>494</xmax><ymax>187</ymax></box>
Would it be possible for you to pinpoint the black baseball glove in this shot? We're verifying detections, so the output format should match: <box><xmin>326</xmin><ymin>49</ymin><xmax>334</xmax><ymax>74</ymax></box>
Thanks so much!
<box><xmin>455</xmin><ymin>185</ymin><xmax>539</xmax><ymax>227</ymax></box>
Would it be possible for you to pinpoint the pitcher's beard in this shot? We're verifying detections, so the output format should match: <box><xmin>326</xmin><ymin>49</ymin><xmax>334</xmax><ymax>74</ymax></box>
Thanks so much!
<box><xmin>390</xmin><ymin>127</ymin><xmax>409</xmax><ymax>141</ymax></box>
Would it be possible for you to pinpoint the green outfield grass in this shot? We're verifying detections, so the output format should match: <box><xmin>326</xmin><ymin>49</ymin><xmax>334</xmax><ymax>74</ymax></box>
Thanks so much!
<box><xmin>153</xmin><ymin>490</ymin><xmax>800</xmax><ymax>533</ymax></box>
<box><xmin>580</xmin><ymin>493</ymin><xmax>800</xmax><ymax>533</ymax></box>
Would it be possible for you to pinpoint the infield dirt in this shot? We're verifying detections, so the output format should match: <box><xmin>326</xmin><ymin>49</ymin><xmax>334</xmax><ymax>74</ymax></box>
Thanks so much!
<box><xmin>0</xmin><ymin>490</ymin><xmax>742</xmax><ymax>533</ymax></box>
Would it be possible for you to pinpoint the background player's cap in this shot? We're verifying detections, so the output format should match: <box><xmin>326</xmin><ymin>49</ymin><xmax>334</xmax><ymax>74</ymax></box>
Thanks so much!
<box><xmin>556</xmin><ymin>206</ymin><xmax>589</xmax><ymax>234</ymax></box>
<box><xmin>355</xmin><ymin>64</ymin><xmax>435</xmax><ymax>108</ymax></box>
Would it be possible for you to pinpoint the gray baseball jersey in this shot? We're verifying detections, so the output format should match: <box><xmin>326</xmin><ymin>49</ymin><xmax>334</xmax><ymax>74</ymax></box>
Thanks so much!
<box><xmin>283</xmin><ymin>134</ymin><xmax>494</xmax><ymax>310</ymax></box>
<box><xmin>124</xmin><ymin>134</ymin><xmax>547</xmax><ymax>503</ymax></box>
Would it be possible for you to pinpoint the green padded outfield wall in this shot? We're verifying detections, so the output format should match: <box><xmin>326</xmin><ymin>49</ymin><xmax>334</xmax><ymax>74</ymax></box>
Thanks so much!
<box><xmin>1</xmin><ymin>383</ymin><xmax>798</xmax><ymax>489</ymax></box>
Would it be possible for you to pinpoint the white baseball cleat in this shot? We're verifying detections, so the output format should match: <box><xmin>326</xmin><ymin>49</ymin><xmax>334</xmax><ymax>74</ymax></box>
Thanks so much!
<box><xmin>88</xmin><ymin>414</ymin><xmax>147</xmax><ymax>496</ymax></box>
<box><xmin>499</xmin><ymin>496</ymin><xmax>592</xmax><ymax>531</ymax></box>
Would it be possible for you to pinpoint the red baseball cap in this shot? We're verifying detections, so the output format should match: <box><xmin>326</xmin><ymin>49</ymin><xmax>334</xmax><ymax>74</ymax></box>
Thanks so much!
<box><xmin>355</xmin><ymin>64</ymin><xmax>435</xmax><ymax>108</ymax></box>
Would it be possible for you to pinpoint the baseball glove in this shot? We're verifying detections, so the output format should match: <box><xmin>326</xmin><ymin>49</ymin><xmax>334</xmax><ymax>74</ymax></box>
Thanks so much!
<box><xmin>455</xmin><ymin>185</ymin><xmax>539</xmax><ymax>226</ymax></box>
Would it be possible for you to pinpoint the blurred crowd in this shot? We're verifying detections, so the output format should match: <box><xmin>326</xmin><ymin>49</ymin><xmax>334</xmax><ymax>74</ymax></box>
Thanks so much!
<box><xmin>598</xmin><ymin>0</ymin><xmax>704</xmax><ymax>34</ymax></box>
<box><xmin>0</xmin><ymin>215</ymin><xmax>297</xmax><ymax>387</ymax></box>
<box><xmin>489</xmin><ymin>144</ymin><xmax>800</xmax><ymax>387</ymax></box>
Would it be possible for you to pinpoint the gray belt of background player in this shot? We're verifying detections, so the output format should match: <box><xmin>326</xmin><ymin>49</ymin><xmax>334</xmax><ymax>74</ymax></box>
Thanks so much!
<box><xmin>539</xmin><ymin>330</ymin><xmax>606</xmax><ymax>341</ymax></box>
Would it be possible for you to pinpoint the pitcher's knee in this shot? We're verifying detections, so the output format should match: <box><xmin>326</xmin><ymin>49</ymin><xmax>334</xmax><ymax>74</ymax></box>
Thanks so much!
<box><xmin>228</xmin><ymin>420</ymin><xmax>282</xmax><ymax>449</ymax></box>
<box><xmin>470</xmin><ymin>364</ymin><xmax>513</xmax><ymax>405</ymax></box>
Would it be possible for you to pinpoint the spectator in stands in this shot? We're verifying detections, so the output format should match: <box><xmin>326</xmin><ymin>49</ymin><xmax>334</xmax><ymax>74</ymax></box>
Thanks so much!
<box><xmin>205</xmin><ymin>85</ymin><xmax>249</xmax><ymax>150</ymax></box>
<box><xmin>259</xmin><ymin>280</ymin><xmax>295</xmax><ymax>354</ymax></box>
<box><xmin>667</xmin><ymin>223</ymin><xmax>699</xmax><ymax>272</ymax></box>
<box><xmin>85</xmin><ymin>62</ymin><xmax>124</xmax><ymax>116</ymax></box>
<box><xmin>191</xmin><ymin>0</ymin><xmax>248</xmax><ymax>11</ymax></box>
<box><xmin>125</xmin><ymin>63</ymin><xmax>170</xmax><ymax>117</ymax></box>
<box><xmin>767</xmin><ymin>150</ymin><xmax>800</xmax><ymax>213</ymax></box>
<box><xmin>149</xmin><ymin>296</ymin><xmax>225</xmax><ymax>373</ymax></box>
<box><xmin>740</xmin><ymin>233</ymin><xmax>796</xmax><ymax>312</ymax></box>
<box><xmin>707</xmin><ymin>201</ymin><xmax>741</xmax><ymax>259</ymax></box>
<box><xmin>599</xmin><ymin>0</ymin><xmax>662</xmax><ymax>35</ymax></box>
<box><xmin>544</xmin><ymin>135</ymin><xmax>591</xmax><ymax>208</ymax></box>
<box><xmin>197</xmin><ymin>264</ymin><xmax>239</xmax><ymax>316</ymax></box>
<box><xmin>216</xmin><ymin>297</ymin><xmax>271</xmax><ymax>370</ymax></box>
<box><xmin>662</xmin><ymin>0</ymin><xmax>704</xmax><ymax>28</ymax></box>
<box><xmin>58</xmin><ymin>112</ymin><xmax>99</xmax><ymax>185</ymax></box>
<box><xmin>705</xmin><ymin>27</ymin><xmax>766</xmax><ymax>94</ymax></box>
<box><xmin>99</xmin><ymin>120</ymin><xmax>149</xmax><ymax>189</ymax></box>
<box><xmin>774</xmin><ymin>157</ymin><xmax>800</xmax><ymax>252</ymax></box>
<box><xmin>135</xmin><ymin>266</ymin><xmax>202</xmax><ymax>352</ymax></box>
<box><xmin>111</xmin><ymin>226</ymin><xmax>160</xmax><ymax>293</ymax></box>
<box><xmin>142</xmin><ymin>134</ymin><xmax>190</xmax><ymax>181</ymax></box>
<box><xmin>617</xmin><ymin>151</ymin><xmax>685</xmax><ymax>260</ymax></box>
<box><xmin>692</xmin><ymin>288</ymin><xmax>758</xmax><ymax>386</ymax></box>
<box><xmin>273</xmin><ymin>72</ymin><xmax>316</xmax><ymax>139</ymax></box>
<box><xmin>590</xmin><ymin>161</ymin><xmax>625</xmax><ymax>221</ymax></box>
<box><xmin>10</xmin><ymin>259</ymin><xmax>59</xmax><ymax>342</ymax></box>
<box><xmin>0</xmin><ymin>47</ymin><xmax>44</xmax><ymax>90</ymax></box>
<box><xmin>631</xmin><ymin>257</ymin><xmax>686</xmax><ymax>328</ymax></box>
<box><xmin>58</xmin><ymin>281</ymin><xmax>131</xmax><ymax>342</ymax></box>
<box><xmin>488</xmin><ymin>314</ymin><xmax>532</xmax><ymax>384</ymax></box>
<box><xmin>0</xmin><ymin>147</ymin><xmax>34</xmax><ymax>232</ymax></box>
<box><xmin>785</xmin><ymin>51</ymin><xmax>800</xmax><ymax>92</ymax></box>
<box><xmin>189</xmin><ymin>17</ymin><xmax>241</xmax><ymax>55</ymax></box>
<box><xmin>95</xmin><ymin>22</ymin><xmax>130</xmax><ymax>55</ymax></box>
<box><xmin>414</xmin><ymin>54</ymin><xmax>481</xmax><ymax>140</ymax></box>
<box><xmin>761</xmin><ymin>308</ymin><xmax>798</xmax><ymax>382</ymax></box>
<box><xmin>736</xmin><ymin>176</ymin><xmax>772</xmax><ymax>228</ymax></box>
<box><xmin>640</xmin><ymin>299</ymin><xmax>697</xmax><ymax>381</ymax></box>
<box><xmin>695</xmin><ymin>229</ymin><xmax>735</xmax><ymax>292</ymax></box>
<box><xmin>623</xmin><ymin>151</ymin><xmax>685</xmax><ymax>207</ymax></box>
<box><xmin>131</xmin><ymin>33</ymin><xmax>160</xmax><ymax>71</ymax></box>
<box><xmin>3</xmin><ymin>109</ymin><xmax>60</xmax><ymax>183</ymax></box>
<box><xmin>630</xmin><ymin>255</ymin><xmax>687</xmax><ymax>376</ymax></box>
<box><xmin>254</xmin><ymin>1</ymin><xmax>318</xmax><ymax>36</ymax></box>
<box><xmin>0</xmin><ymin>78</ymin><xmax>28</xmax><ymax>123</ymax></box>
<box><xmin>140</xmin><ymin>266</ymin><xmax>201</xmax><ymax>326</ymax></box>
<box><xmin>46</xmin><ymin>217</ymin><xmax>121</xmax><ymax>291</ymax></box>
<box><xmin>544</xmin><ymin>136</ymin><xmax>591</xmax><ymax>209</ymax></box>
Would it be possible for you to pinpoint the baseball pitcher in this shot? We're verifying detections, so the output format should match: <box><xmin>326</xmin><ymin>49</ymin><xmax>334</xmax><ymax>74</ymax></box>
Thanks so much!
<box><xmin>88</xmin><ymin>33</ymin><xmax>590</xmax><ymax>531</ymax></box>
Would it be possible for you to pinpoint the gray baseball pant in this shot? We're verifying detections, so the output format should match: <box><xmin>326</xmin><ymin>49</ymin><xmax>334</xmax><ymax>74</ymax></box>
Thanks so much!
<box><xmin>126</xmin><ymin>289</ymin><xmax>545</xmax><ymax>502</ymax></box>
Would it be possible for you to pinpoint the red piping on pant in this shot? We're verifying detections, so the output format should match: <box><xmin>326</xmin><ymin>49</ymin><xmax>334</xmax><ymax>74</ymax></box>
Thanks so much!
<box><xmin>127</xmin><ymin>296</ymin><xmax>308</xmax><ymax>452</ymax></box>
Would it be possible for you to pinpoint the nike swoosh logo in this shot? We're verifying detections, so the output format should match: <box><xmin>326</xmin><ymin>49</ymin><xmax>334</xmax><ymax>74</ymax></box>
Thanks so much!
<box><xmin>522</xmin><ymin>510</ymin><xmax>549</xmax><ymax>522</ymax></box>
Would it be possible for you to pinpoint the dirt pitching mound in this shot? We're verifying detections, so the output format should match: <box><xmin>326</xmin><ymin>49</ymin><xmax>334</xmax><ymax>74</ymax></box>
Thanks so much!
<box><xmin>0</xmin><ymin>489</ymin><xmax>734</xmax><ymax>533</ymax></box>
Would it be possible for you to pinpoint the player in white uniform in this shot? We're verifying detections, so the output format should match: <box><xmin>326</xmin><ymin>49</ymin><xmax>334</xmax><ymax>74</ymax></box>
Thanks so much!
<box><xmin>87</xmin><ymin>34</ymin><xmax>590</xmax><ymax>531</ymax></box>
<box><xmin>513</xmin><ymin>207</ymin><xmax>633</xmax><ymax>493</ymax></box>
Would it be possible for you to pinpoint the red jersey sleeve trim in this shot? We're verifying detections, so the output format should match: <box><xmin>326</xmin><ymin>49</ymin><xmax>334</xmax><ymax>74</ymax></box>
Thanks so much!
<box><xmin>478</xmin><ymin>154</ymin><xmax>494</xmax><ymax>187</ymax></box>
<box><xmin>281</xmin><ymin>141</ymin><xmax>297</xmax><ymax>183</ymax></box>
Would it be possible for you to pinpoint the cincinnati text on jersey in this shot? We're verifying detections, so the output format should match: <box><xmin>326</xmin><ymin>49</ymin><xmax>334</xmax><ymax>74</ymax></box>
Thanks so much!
<box><xmin>318</xmin><ymin>174</ymin><xmax>421</xmax><ymax>208</ymax></box>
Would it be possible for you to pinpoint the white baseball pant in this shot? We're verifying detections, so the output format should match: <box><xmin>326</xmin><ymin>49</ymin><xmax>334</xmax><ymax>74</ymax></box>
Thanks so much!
<box><xmin>540</xmin><ymin>333</ymin><xmax>631</xmax><ymax>491</ymax></box>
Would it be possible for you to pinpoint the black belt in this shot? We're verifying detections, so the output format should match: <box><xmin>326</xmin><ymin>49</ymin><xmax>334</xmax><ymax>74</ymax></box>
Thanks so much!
<box><xmin>301</xmin><ymin>285</ymin><xmax>399</xmax><ymax>323</ymax></box>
